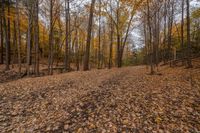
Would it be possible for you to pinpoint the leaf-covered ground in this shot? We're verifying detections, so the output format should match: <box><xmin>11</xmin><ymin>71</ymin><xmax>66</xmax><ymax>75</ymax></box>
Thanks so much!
<box><xmin>0</xmin><ymin>65</ymin><xmax>200</xmax><ymax>132</ymax></box>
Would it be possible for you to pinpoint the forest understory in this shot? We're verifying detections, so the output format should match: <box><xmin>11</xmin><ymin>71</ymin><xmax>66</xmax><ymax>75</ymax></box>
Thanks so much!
<box><xmin>0</xmin><ymin>59</ymin><xmax>200</xmax><ymax>132</ymax></box>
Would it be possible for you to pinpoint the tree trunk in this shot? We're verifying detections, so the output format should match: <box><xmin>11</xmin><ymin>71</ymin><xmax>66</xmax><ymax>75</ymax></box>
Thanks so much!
<box><xmin>2</xmin><ymin>0</ymin><xmax>10</xmax><ymax>70</ymax></box>
<box><xmin>0</xmin><ymin>11</ymin><xmax>3</xmax><ymax>64</ymax></box>
<box><xmin>83</xmin><ymin>0</ymin><xmax>96</xmax><ymax>71</ymax></box>
<box><xmin>181</xmin><ymin>0</ymin><xmax>185</xmax><ymax>65</ymax></box>
<box><xmin>74</xmin><ymin>17</ymin><xmax>79</xmax><ymax>71</ymax></box>
<box><xmin>163</xmin><ymin>0</ymin><xmax>167</xmax><ymax>64</ymax></box>
<box><xmin>16</xmin><ymin>0</ymin><xmax>21</xmax><ymax>74</ymax></box>
<box><xmin>64</xmin><ymin>0</ymin><xmax>69</xmax><ymax>71</ymax></box>
<box><xmin>108</xmin><ymin>3</ymin><xmax>113</xmax><ymax>69</ymax></box>
<box><xmin>7</xmin><ymin>0</ymin><xmax>11</xmax><ymax>66</ymax></box>
<box><xmin>34</xmin><ymin>0</ymin><xmax>39</xmax><ymax>76</ymax></box>
<box><xmin>68</xmin><ymin>0</ymin><xmax>71</xmax><ymax>70</ymax></box>
<box><xmin>98</xmin><ymin>0</ymin><xmax>101</xmax><ymax>69</ymax></box>
<box><xmin>116</xmin><ymin>0</ymin><xmax>121</xmax><ymax>68</ymax></box>
<box><xmin>167</xmin><ymin>0</ymin><xmax>174</xmax><ymax>67</ymax></box>
<box><xmin>13</xmin><ymin>21</ymin><xmax>17</xmax><ymax>67</ymax></box>
<box><xmin>119</xmin><ymin>10</ymin><xmax>135</xmax><ymax>68</ymax></box>
<box><xmin>48</xmin><ymin>0</ymin><xmax>54</xmax><ymax>75</ymax></box>
<box><xmin>27</xmin><ymin>2</ymin><xmax>32</xmax><ymax>76</ymax></box>
<box><xmin>186</xmin><ymin>0</ymin><xmax>192</xmax><ymax>68</ymax></box>
<box><xmin>147</xmin><ymin>0</ymin><xmax>154</xmax><ymax>74</ymax></box>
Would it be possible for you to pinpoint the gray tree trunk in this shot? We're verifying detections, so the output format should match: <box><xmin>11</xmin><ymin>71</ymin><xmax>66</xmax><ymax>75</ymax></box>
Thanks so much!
<box><xmin>83</xmin><ymin>0</ymin><xmax>96</xmax><ymax>71</ymax></box>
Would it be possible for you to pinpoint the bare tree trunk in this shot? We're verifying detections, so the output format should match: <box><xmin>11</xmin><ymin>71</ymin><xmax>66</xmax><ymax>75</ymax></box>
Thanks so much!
<box><xmin>157</xmin><ymin>11</ymin><xmax>160</xmax><ymax>67</ymax></box>
<box><xmin>76</xmin><ymin>33</ymin><xmax>80</xmax><ymax>71</ymax></box>
<box><xmin>147</xmin><ymin>0</ymin><xmax>154</xmax><ymax>74</ymax></box>
<box><xmin>181</xmin><ymin>0</ymin><xmax>185</xmax><ymax>65</ymax></box>
<box><xmin>163</xmin><ymin>0</ymin><xmax>167</xmax><ymax>64</ymax></box>
<box><xmin>101</xmin><ymin>24</ymin><xmax>106</xmax><ymax>68</ymax></box>
<box><xmin>13</xmin><ymin>21</ymin><xmax>17</xmax><ymax>68</ymax></box>
<box><xmin>83</xmin><ymin>0</ymin><xmax>96</xmax><ymax>71</ymax></box>
<box><xmin>143</xmin><ymin>19</ymin><xmax>149</xmax><ymax>67</ymax></box>
<box><xmin>48</xmin><ymin>0</ymin><xmax>54</xmax><ymax>75</ymax></box>
<box><xmin>2</xmin><ymin>0</ymin><xmax>10</xmax><ymax>70</ymax></box>
<box><xmin>108</xmin><ymin>1</ymin><xmax>113</xmax><ymax>69</ymax></box>
<box><xmin>34</xmin><ymin>0</ymin><xmax>39</xmax><ymax>76</ymax></box>
<box><xmin>120</xmin><ymin>10</ymin><xmax>135</xmax><ymax>68</ymax></box>
<box><xmin>186</xmin><ymin>0</ymin><xmax>192</xmax><ymax>68</ymax></box>
<box><xmin>167</xmin><ymin>0</ymin><xmax>174</xmax><ymax>67</ymax></box>
<box><xmin>27</xmin><ymin>2</ymin><xmax>32</xmax><ymax>76</ymax></box>
<box><xmin>74</xmin><ymin>17</ymin><xmax>79</xmax><ymax>71</ymax></box>
<box><xmin>16</xmin><ymin>0</ymin><xmax>21</xmax><ymax>74</ymax></box>
<box><xmin>0</xmin><ymin>11</ymin><xmax>3</xmax><ymax>64</ymax></box>
<box><xmin>64</xmin><ymin>0</ymin><xmax>69</xmax><ymax>71</ymax></box>
<box><xmin>98</xmin><ymin>0</ymin><xmax>101</xmax><ymax>69</ymax></box>
<box><xmin>68</xmin><ymin>0</ymin><xmax>71</xmax><ymax>70</ymax></box>
<box><xmin>116</xmin><ymin>0</ymin><xmax>121</xmax><ymax>68</ymax></box>
<box><xmin>7</xmin><ymin>0</ymin><xmax>11</xmax><ymax>66</ymax></box>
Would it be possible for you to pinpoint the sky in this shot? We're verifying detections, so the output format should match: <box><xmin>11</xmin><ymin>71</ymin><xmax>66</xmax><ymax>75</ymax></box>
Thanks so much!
<box><xmin>132</xmin><ymin>0</ymin><xmax>200</xmax><ymax>49</ymax></box>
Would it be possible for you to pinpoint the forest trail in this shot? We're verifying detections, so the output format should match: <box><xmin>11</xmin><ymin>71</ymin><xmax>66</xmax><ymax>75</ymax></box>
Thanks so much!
<box><xmin>0</xmin><ymin>66</ymin><xmax>200</xmax><ymax>132</ymax></box>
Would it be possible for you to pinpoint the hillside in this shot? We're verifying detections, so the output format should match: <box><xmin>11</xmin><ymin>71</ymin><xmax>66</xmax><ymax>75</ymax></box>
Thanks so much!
<box><xmin>0</xmin><ymin>65</ymin><xmax>199</xmax><ymax>132</ymax></box>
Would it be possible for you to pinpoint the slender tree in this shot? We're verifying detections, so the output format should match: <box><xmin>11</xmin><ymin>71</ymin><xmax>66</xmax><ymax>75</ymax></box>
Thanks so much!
<box><xmin>27</xmin><ymin>0</ymin><xmax>32</xmax><ymax>76</ymax></box>
<box><xmin>84</xmin><ymin>0</ymin><xmax>96</xmax><ymax>71</ymax></box>
<box><xmin>7</xmin><ymin>0</ymin><xmax>11</xmax><ymax>66</ymax></box>
<box><xmin>0</xmin><ymin>8</ymin><xmax>3</xmax><ymax>64</ymax></box>
<box><xmin>34</xmin><ymin>0</ymin><xmax>40</xmax><ymax>76</ymax></box>
<box><xmin>108</xmin><ymin>0</ymin><xmax>113</xmax><ymax>69</ymax></box>
<box><xmin>2</xmin><ymin>0</ymin><xmax>10</xmax><ymax>70</ymax></box>
<box><xmin>98</xmin><ymin>0</ymin><xmax>101</xmax><ymax>69</ymax></box>
<box><xmin>13</xmin><ymin>21</ymin><xmax>17</xmax><ymax>67</ymax></box>
<box><xmin>186</xmin><ymin>0</ymin><xmax>192</xmax><ymax>68</ymax></box>
<box><xmin>16</xmin><ymin>0</ymin><xmax>21</xmax><ymax>74</ymax></box>
<box><xmin>181</xmin><ymin>0</ymin><xmax>185</xmax><ymax>65</ymax></box>
<box><xmin>64</xmin><ymin>0</ymin><xmax>69</xmax><ymax>71</ymax></box>
<box><xmin>167</xmin><ymin>0</ymin><xmax>175</xmax><ymax>67</ymax></box>
<box><xmin>48</xmin><ymin>0</ymin><xmax>54</xmax><ymax>75</ymax></box>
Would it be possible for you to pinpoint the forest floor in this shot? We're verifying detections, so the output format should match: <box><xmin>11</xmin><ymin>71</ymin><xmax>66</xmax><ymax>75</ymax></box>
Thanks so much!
<box><xmin>0</xmin><ymin>62</ymin><xmax>200</xmax><ymax>132</ymax></box>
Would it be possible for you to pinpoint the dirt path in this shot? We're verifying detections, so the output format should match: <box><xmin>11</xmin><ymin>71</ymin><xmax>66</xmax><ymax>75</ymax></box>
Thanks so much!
<box><xmin>0</xmin><ymin>66</ymin><xmax>199</xmax><ymax>132</ymax></box>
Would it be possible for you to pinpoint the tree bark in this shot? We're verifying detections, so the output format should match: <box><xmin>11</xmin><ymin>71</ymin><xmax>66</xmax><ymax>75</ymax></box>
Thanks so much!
<box><xmin>27</xmin><ymin>1</ymin><xmax>32</xmax><ymax>76</ymax></box>
<box><xmin>48</xmin><ymin>0</ymin><xmax>54</xmax><ymax>75</ymax></box>
<box><xmin>186</xmin><ymin>0</ymin><xmax>192</xmax><ymax>68</ymax></box>
<box><xmin>0</xmin><ymin>10</ymin><xmax>3</xmax><ymax>64</ymax></box>
<box><xmin>147</xmin><ymin>0</ymin><xmax>154</xmax><ymax>74</ymax></box>
<box><xmin>7</xmin><ymin>0</ymin><xmax>11</xmax><ymax>66</ymax></box>
<box><xmin>2</xmin><ymin>0</ymin><xmax>10</xmax><ymax>70</ymax></box>
<box><xmin>83</xmin><ymin>0</ymin><xmax>96</xmax><ymax>71</ymax></box>
<box><xmin>34</xmin><ymin>0</ymin><xmax>39</xmax><ymax>76</ymax></box>
<box><xmin>16</xmin><ymin>0</ymin><xmax>22</xmax><ymax>74</ymax></box>
<box><xmin>98</xmin><ymin>0</ymin><xmax>101</xmax><ymax>69</ymax></box>
<box><xmin>108</xmin><ymin>1</ymin><xmax>113</xmax><ymax>69</ymax></box>
<box><xmin>167</xmin><ymin>0</ymin><xmax>174</xmax><ymax>67</ymax></box>
<box><xmin>116</xmin><ymin>0</ymin><xmax>121</xmax><ymax>68</ymax></box>
<box><xmin>64</xmin><ymin>0</ymin><xmax>69</xmax><ymax>71</ymax></box>
<box><xmin>181</xmin><ymin>0</ymin><xmax>185</xmax><ymax>65</ymax></box>
<box><xmin>13</xmin><ymin>21</ymin><xmax>17</xmax><ymax>67</ymax></box>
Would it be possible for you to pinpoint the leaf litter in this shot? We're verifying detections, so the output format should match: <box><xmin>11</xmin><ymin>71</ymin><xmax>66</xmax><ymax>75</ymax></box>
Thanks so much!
<box><xmin>0</xmin><ymin>66</ymin><xmax>199</xmax><ymax>132</ymax></box>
